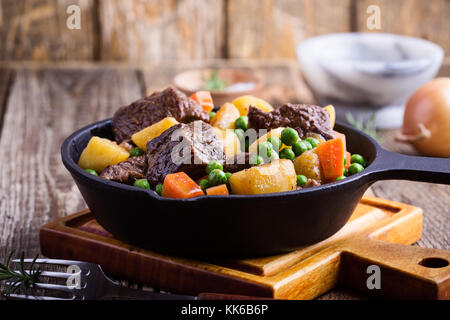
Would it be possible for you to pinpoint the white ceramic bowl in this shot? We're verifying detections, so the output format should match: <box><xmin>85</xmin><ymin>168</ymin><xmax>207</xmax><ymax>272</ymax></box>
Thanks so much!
<box><xmin>296</xmin><ymin>33</ymin><xmax>444</xmax><ymax>108</ymax></box>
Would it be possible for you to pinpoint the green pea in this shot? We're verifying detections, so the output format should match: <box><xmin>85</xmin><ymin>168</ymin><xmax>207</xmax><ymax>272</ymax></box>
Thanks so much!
<box><xmin>297</xmin><ymin>175</ymin><xmax>308</xmax><ymax>187</ymax></box>
<box><xmin>281</xmin><ymin>128</ymin><xmax>299</xmax><ymax>146</ymax></box>
<box><xmin>279</xmin><ymin>148</ymin><xmax>295</xmax><ymax>160</ymax></box>
<box><xmin>235</xmin><ymin>116</ymin><xmax>248</xmax><ymax>131</ymax></box>
<box><xmin>209</xmin><ymin>111</ymin><xmax>216</xmax><ymax>120</ymax></box>
<box><xmin>351</xmin><ymin>154</ymin><xmax>365</xmax><ymax>166</ymax></box>
<box><xmin>234</xmin><ymin>128</ymin><xmax>245</xmax><ymax>141</ymax></box>
<box><xmin>155</xmin><ymin>183</ymin><xmax>163</xmax><ymax>195</ymax></box>
<box><xmin>267</xmin><ymin>136</ymin><xmax>282</xmax><ymax>152</ymax></box>
<box><xmin>85</xmin><ymin>169</ymin><xmax>98</xmax><ymax>176</ymax></box>
<box><xmin>305</xmin><ymin>137</ymin><xmax>320</xmax><ymax>149</ymax></box>
<box><xmin>206</xmin><ymin>161</ymin><xmax>223</xmax><ymax>174</ymax></box>
<box><xmin>199</xmin><ymin>179</ymin><xmax>210</xmax><ymax>191</ymax></box>
<box><xmin>225</xmin><ymin>172</ymin><xmax>232</xmax><ymax>182</ymax></box>
<box><xmin>129</xmin><ymin>147</ymin><xmax>145</xmax><ymax>157</ymax></box>
<box><xmin>134</xmin><ymin>179</ymin><xmax>150</xmax><ymax>190</ymax></box>
<box><xmin>336</xmin><ymin>176</ymin><xmax>346</xmax><ymax>181</ymax></box>
<box><xmin>257</xmin><ymin>142</ymin><xmax>273</xmax><ymax>158</ymax></box>
<box><xmin>249</xmin><ymin>154</ymin><xmax>264</xmax><ymax>166</ymax></box>
<box><xmin>348</xmin><ymin>163</ymin><xmax>364</xmax><ymax>175</ymax></box>
<box><xmin>208</xmin><ymin>169</ymin><xmax>228</xmax><ymax>186</ymax></box>
<box><xmin>303</xmin><ymin>140</ymin><xmax>313</xmax><ymax>150</ymax></box>
<box><xmin>293</xmin><ymin>140</ymin><xmax>308</xmax><ymax>156</ymax></box>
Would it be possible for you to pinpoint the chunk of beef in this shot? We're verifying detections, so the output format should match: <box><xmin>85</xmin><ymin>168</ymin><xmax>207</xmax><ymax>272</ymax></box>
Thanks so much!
<box><xmin>248</xmin><ymin>103</ymin><xmax>335</xmax><ymax>140</ymax></box>
<box><xmin>146</xmin><ymin>121</ymin><xmax>226</xmax><ymax>186</ymax></box>
<box><xmin>100</xmin><ymin>155</ymin><xmax>148</xmax><ymax>185</ymax></box>
<box><xmin>112</xmin><ymin>87</ymin><xmax>209</xmax><ymax>143</ymax></box>
<box><xmin>223</xmin><ymin>153</ymin><xmax>254</xmax><ymax>173</ymax></box>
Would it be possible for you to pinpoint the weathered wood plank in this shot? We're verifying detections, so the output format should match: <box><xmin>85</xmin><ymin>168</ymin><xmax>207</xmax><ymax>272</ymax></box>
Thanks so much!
<box><xmin>356</xmin><ymin>0</ymin><xmax>450</xmax><ymax>55</ymax></box>
<box><xmin>0</xmin><ymin>68</ymin><xmax>143</xmax><ymax>262</ymax></box>
<box><xmin>227</xmin><ymin>0</ymin><xmax>352</xmax><ymax>59</ymax></box>
<box><xmin>99</xmin><ymin>0</ymin><xmax>225</xmax><ymax>62</ymax></box>
<box><xmin>0</xmin><ymin>68</ymin><xmax>13</xmax><ymax>136</ymax></box>
<box><xmin>0</xmin><ymin>0</ymin><xmax>96</xmax><ymax>61</ymax></box>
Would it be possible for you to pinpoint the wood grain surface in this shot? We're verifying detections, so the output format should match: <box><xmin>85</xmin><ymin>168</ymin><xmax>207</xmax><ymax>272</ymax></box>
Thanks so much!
<box><xmin>99</xmin><ymin>0</ymin><xmax>225</xmax><ymax>62</ymax></box>
<box><xmin>1</xmin><ymin>0</ymin><xmax>449</xmax><ymax>62</ymax></box>
<box><xmin>0</xmin><ymin>67</ymin><xmax>142</xmax><ymax>261</ymax></box>
<box><xmin>227</xmin><ymin>0</ymin><xmax>352</xmax><ymax>59</ymax></box>
<box><xmin>0</xmin><ymin>61</ymin><xmax>448</xmax><ymax>300</ymax></box>
<box><xmin>356</xmin><ymin>0</ymin><xmax>450</xmax><ymax>56</ymax></box>
<box><xmin>0</xmin><ymin>0</ymin><xmax>96</xmax><ymax>61</ymax></box>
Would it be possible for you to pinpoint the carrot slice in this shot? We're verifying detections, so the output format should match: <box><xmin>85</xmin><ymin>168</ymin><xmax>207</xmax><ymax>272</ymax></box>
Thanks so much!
<box><xmin>333</xmin><ymin>130</ymin><xmax>347</xmax><ymax>152</ymax></box>
<box><xmin>206</xmin><ymin>184</ymin><xmax>229</xmax><ymax>196</ymax></box>
<box><xmin>162</xmin><ymin>172</ymin><xmax>204</xmax><ymax>199</ymax></box>
<box><xmin>316</xmin><ymin>138</ymin><xmax>345</xmax><ymax>182</ymax></box>
<box><xmin>191</xmin><ymin>91</ymin><xmax>214</xmax><ymax>113</ymax></box>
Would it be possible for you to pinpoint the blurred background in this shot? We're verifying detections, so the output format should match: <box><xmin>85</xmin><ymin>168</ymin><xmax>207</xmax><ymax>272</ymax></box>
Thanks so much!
<box><xmin>0</xmin><ymin>0</ymin><xmax>449</xmax><ymax>63</ymax></box>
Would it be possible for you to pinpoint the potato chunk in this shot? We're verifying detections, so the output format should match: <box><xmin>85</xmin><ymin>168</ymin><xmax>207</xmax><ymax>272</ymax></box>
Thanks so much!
<box><xmin>229</xmin><ymin>160</ymin><xmax>297</xmax><ymax>195</ymax></box>
<box><xmin>232</xmin><ymin>95</ymin><xmax>274</xmax><ymax>116</ymax></box>
<box><xmin>213</xmin><ymin>127</ymin><xmax>241</xmax><ymax>159</ymax></box>
<box><xmin>78</xmin><ymin>137</ymin><xmax>129</xmax><ymax>173</ymax></box>
<box><xmin>132</xmin><ymin>117</ymin><xmax>179</xmax><ymax>150</ymax></box>
<box><xmin>210</xmin><ymin>103</ymin><xmax>241</xmax><ymax>130</ymax></box>
<box><xmin>293</xmin><ymin>150</ymin><xmax>323</xmax><ymax>181</ymax></box>
<box><xmin>323</xmin><ymin>105</ymin><xmax>335</xmax><ymax>128</ymax></box>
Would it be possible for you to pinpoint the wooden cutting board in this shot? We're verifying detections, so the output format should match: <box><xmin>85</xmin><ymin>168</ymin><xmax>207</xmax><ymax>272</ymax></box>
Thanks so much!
<box><xmin>39</xmin><ymin>196</ymin><xmax>450</xmax><ymax>300</ymax></box>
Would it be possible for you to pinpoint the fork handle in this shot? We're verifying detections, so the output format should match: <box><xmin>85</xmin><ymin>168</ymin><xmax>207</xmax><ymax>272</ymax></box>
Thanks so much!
<box><xmin>105</xmin><ymin>282</ymin><xmax>196</xmax><ymax>300</ymax></box>
<box><xmin>106</xmin><ymin>282</ymin><xmax>271</xmax><ymax>300</ymax></box>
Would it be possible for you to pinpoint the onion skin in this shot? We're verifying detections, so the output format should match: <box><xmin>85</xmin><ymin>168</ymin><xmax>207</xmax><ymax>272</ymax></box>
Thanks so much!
<box><xmin>401</xmin><ymin>78</ymin><xmax>450</xmax><ymax>157</ymax></box>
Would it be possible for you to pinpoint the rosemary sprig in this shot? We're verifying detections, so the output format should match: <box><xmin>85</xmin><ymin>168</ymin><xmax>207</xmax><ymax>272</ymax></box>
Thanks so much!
<box><xmin>346</xmin><ymin>112</ymin><xmax>381</xmax><ymax>142</ymax></box>
<box><xmin>201</xmin><ymin>70</ymin><xmax>228</xmax><ymax>91</ymax></box>
<box><xmin>0</xmin><ymin>250</ymin><xmax>42</xmax><ymax>297</ymax></box>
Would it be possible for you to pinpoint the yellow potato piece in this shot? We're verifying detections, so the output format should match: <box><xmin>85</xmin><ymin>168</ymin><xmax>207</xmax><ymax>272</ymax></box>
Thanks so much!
<box><xmin>211</xmin><ymin>103</ymin><xmax>241</xmax><ymax>130</ymax></box>
<box><xmin>323</xmin><ymin>105</ymin><xmax>336</xmax><ymax>128</ymax></box>
<box><xmin>248</xmin><ymin>127</ymin><xmax>285</xmax><ymax>154</ymax></box>
<box><xmin>232</xmin><ymin>95</ymin><xmax>274</xmax><ymax>116</ymax></box>
<box><xmin>132</xmin><ymin>117</ymin><xmax>179</xmax><ymax>150</ymax></box>
<box><xmin>229</xmin><ymin>160</ymin><xmax>297</xmax><ymax>195</ymax></box>
<box><xmin>78</xmin><ymin>137</ymin><xmax>129</xmax><ymax>173</ymax></box>
<box><xmin>213</xmin><ymin>127</ymin><xmax>241</xmax><ymax>159</ymax></box>
<box><xmin>293</xmin><ymin>149</ymin><xmax>323</xmax><ymax>181</ymax></box>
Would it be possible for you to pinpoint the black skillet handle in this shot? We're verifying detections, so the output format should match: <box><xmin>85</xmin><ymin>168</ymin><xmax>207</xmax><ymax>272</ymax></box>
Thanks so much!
<box><xmin>367</xmin><ymin>148</ymin><xmax>450</xmax><ymax>185</ymax></box>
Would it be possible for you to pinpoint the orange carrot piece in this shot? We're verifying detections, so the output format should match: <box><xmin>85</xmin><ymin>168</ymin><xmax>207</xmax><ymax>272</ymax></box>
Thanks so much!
<box><xmin>344</xmin><ymin>151</ymin><xmax>352</xmax><ymax>170</ymax></box>
<box><xmin>206</xmin><ymin>184</ymin><xmax>229</xmax><ymax>196</ymax></box>
<box><xmin>333</xmin><ymin>130</ymin><xmax>347</xmax><ymax>152</ymax></box>
<box><xmin>316</xmin><ymin>138</ymin><xmax>345</xmax><ymax>182</ymax></box>
<box><xmin>162</xmin><ymin>172</ymin><xmax>204</xmax><ymax>199</ymax></box>
<box><xmin>191</xmin><ymin>91</ymin><xmax>214</xmax><ymax>113</ymax></box>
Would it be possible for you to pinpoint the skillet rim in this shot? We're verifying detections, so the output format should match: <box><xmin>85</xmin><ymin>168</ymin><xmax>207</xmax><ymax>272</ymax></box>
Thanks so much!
<box><xmin>61</xmin><ymin>119</ymin><xmax>381</xmax><ymax>203</ymax></box>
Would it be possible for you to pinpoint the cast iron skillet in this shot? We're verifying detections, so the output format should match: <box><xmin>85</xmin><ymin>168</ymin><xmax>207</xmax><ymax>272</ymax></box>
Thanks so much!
<box><xmin>61</xmin><ymin>119</ymin><xmax>450</xmax><ymax>258</ymax></box>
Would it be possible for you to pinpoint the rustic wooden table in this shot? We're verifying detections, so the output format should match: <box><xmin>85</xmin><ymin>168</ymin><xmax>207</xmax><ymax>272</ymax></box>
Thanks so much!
<box><xmin>0</xmin><ymin>60</ymin><xmax>448</xmax><ymax>300</ymax></box>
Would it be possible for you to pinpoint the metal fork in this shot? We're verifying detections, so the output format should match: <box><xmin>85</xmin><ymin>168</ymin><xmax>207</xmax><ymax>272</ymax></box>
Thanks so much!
<box><xmin>6</xmin><ymin>259</ymin><xmax>258</xmax><ymax>300</ymax></box>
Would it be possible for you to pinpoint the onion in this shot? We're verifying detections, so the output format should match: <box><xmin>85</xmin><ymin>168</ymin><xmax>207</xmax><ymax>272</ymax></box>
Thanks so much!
<box><xmin>396</xmin><ymin>78</ymin><xmax>450</xmax><ymax>157</ymax></box>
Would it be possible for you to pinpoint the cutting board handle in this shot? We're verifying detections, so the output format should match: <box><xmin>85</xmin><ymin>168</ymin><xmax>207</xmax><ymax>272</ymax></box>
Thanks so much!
<box><xmin>341</xmin><ymin>238</ymin><xmax>450</xmax><ymax>300</ymax></box>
